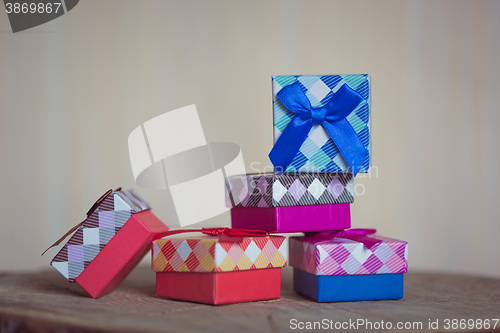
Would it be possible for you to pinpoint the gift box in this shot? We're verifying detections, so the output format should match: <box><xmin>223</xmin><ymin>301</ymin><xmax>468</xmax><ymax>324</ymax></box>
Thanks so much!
<box><xmin>269</xmin><ymin>75</ymin><xmax>371</xmax><ymax>175</ymax></box>
<box><xmin>231</xmin><ymin>204</ymin><xmax>351</xmax><ymax>233</ymax></box>
<box><xmin>156</xmin><ymin>268</ymin><xmax>282</xmax><ymax>305</ymax></box>
<box><xmin>50</xmin><ymin>188</ymin><xmax>169</xmax><ymax>298</ymax></box>
<box><xmin>289</xmin><ymin>229</ymin><xmax>408</xmax><ymax>302</ymax></box>
<box><xmin>293</xmin><ymin>269</ymin><xmax>404</xmax><ymax>302</ymax></box>
<box><xmin>225</xmin><ymin>172</ymin><xmax>354</xmax><ymax>208</ymax></box>
<box><xmin>152</xmin><ymin>230</ymin><xmax>287</xmax><ymax>305</ymax></box>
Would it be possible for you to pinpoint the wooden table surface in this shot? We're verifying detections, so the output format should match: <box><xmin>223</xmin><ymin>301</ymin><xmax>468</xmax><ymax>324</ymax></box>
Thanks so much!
<box><xmin>0</xmin><ymin>267</ymin><xmax>499</xmax><ymax>333</ymax></box>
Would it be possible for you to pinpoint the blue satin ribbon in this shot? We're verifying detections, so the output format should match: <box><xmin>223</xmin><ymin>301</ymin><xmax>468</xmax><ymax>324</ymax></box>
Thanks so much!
<box><xmin>269</xmin><ymin>81</ymin><xmax>368</xmax><ymax>175</ymax></box>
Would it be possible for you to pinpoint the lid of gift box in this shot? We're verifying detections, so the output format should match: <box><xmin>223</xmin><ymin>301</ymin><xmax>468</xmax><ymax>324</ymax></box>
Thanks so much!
<box><xmin>50</xmin><ymin>188</ymin><xmax>152</xmax><ymax>282</ymax></box>
<box><xmin>289</xmin><ymin>232</ymin><xmax>408</xmax><ymax>276</ymax></box>
<box><xmin>152</xmin><ymin>235</ymin><xmax>288</xmax><ymax>273</ymax></box>
<box><xmin>271</xmin><ymin>75</ymin><xmax>371</xmax><ymax>175</ymax></box>
<box><xmin>225</xmin><ymin>172</ymin><xmax>354</xmax><ymax>208</ymax></box>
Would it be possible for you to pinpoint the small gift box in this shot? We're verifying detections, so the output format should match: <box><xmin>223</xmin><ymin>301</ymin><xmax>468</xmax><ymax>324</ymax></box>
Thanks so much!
<box><xmin>289</xmin><ymin>229</ymin><xmax>408</xmax><ymax>302</ymax></box>
<box><xmin>225</xmin><ymin>172</ymin><xmax>354</xmax><ymax>208</ymax></box>
<box><xmin>49</xmin><ymin>188</ymin><xmax>169</xmax><ymax>298</ymax></box>
<box><xmin>152</xmin><ymin>228</ymin><xmax>288</xmax><ymax>305</ymax></box>
<box><xmin>231</xmin><ymin>204</ymin><xmax>351</xmax><ymax>233</ymax></box>
<box><xmin>269</xmin><ymin>75</ymin><xmax>371</xmax><ymax>175</ymax></box>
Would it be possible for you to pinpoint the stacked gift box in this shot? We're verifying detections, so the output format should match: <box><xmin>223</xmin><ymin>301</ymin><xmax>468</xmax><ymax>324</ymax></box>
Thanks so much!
<box><xmin>226</xmin><ymin>74</ymin><xmax>408</xmax><ymax>302</ymax></box>
<box><xmin>47</xmin><ymin>74</ymin><xmax>408</xmax><ymax>305</ymax></box>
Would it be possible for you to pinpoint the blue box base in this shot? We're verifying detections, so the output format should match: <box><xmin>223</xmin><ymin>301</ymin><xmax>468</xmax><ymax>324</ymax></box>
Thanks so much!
<box><xmin>293</xmin><ymin>268</ymin><xmax>404</xmax><ymax>302</ymax></box>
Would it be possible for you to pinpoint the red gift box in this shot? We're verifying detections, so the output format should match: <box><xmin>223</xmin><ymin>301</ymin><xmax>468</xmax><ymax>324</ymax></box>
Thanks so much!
<box><xmin>50</xmin><ymin>188</ymin><xmax>169</xmax><ymax>298</ymax></box>
<box><xmin>156</xmin><ymin>268</ymin><xmax>282</xmax><ymax>305</ymax></box>
<box><xmin>152</xmin><ymin>229</ymin><xmax>287</xmax><ymax>305</ymax></box>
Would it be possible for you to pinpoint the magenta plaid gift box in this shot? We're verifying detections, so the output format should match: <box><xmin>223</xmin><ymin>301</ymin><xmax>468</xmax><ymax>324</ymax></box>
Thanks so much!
<box><xmin>289</xmin><ymin>229</ymin><xmax>408</xmax><ymax>276</ymax></box>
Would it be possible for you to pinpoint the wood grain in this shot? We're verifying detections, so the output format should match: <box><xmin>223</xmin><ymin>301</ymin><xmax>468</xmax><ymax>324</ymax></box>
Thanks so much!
<box><xmin>0</xmin><ymin>267</ymin><xmax>499</xmax><ymax>332</ymax></box>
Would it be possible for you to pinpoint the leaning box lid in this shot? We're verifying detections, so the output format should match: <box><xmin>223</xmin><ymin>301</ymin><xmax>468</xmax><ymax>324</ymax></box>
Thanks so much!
<box><xmin>152</xmin><ymin>233</ymin><xmax>288</xmax><ymax>273</ymax></box>
<box><xmin>49</xmin><ymin>188</ymin><xmax>169</xmax><ymax>298</ymax></box>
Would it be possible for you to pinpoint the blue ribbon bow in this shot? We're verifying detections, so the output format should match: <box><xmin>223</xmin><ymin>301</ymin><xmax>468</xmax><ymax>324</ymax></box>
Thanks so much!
<box><xmin>268</xmin><ymin>81</ymin><xmax>368</xmax><ymax>176</ymax></box>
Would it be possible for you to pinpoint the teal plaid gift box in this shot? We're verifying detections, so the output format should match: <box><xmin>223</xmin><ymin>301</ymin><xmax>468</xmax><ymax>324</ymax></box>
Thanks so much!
<box><xmin>271</xmin><ymin>75</ymin><xmax>371</xmax><ymax>174</ymax></box>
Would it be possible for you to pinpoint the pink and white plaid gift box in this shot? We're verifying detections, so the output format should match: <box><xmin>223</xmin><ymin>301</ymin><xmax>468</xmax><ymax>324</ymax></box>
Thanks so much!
<box><xmin>289</xmin><ymin>229</ymin><xmax>408</xmax><ymax>276</ymax></box>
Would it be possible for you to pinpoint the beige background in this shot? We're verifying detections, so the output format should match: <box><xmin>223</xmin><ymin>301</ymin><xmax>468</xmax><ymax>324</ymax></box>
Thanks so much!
<box><xmin>1</xmin><ymin>0</ymin><xmax>499</xmax><ymax>277</ymax></box>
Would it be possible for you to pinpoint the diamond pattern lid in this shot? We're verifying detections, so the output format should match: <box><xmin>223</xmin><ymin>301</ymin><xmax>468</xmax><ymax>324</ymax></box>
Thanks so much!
<box><xmin>152</xmin><ymin>235</ymin><xmax>288</xmax><ymax>273</ymax></box>
<box><xmin>273</xmin><ymin>75</ymin><xmax>371</xmax><ymax>173</ymax></box>
<box><xmin>225</xmin><ymin>172</ymin><xmax>354</xmax><ymax>208</ymax></box>
<box><xmin>289</xmin><ymin>234</ymin><xmax>408</xmax><ymax>276</ymax></box>
<box><xmin>51</xmin><ymin>189</ymin><xmax>151</xmax><ymax>282</ymax></box>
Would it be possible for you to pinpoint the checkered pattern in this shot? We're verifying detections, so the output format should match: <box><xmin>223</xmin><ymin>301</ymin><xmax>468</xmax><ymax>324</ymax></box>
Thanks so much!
<box><xmin>51</xmin><ymin>189</ymin><xmax>152</xmax><ymax>282</ymax></box>
<box><xmin>225</xmin><ymin>173</ymin><xmax>354</xmax><ymax>207</ymax></box>
<box><xmin>273</xmin><ymin>75</ymin><xmax>371</xmax><ymax>173</ymax></box>
<box><xmin>152</xmin><ymin>236</ymin><xmax>288</xmax><ymax>273</ymax></box>
<box><xmin>289</xmin><ymin>234</ymin><xmax>408</xmax><ymax>276</ymax></box>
